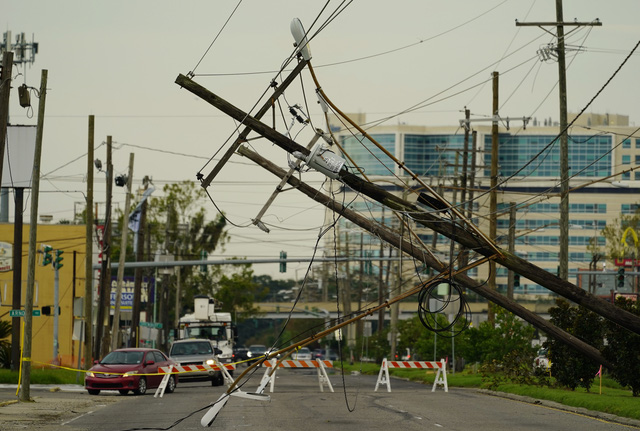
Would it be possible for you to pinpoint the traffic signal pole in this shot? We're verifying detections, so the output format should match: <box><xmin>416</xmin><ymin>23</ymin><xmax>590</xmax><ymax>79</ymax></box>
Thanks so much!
<box><xmin>53</xmin><ymin>264</ymin><xmax>59</xmax><ymax>364</ymax></box>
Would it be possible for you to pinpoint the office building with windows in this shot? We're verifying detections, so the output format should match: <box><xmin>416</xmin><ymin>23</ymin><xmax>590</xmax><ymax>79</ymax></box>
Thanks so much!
<box><xmin>327</xmin><ymin>113</ymin><xmax>639</xmax><ymax>299</ymax></box>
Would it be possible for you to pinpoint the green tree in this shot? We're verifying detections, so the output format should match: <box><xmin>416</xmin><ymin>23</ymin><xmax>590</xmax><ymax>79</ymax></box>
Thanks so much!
<box><xmin>0</xmin><ymin>320</ymin><xmax>11</xmax><ymax>369</ymax></box>
<box><xmin>458</xmin><ymin>308</ymin><xmax>535</xmax><ymax>365</ymax></box>
<box><xmin>213</xmin><ymin>264</ymin><xmax>268</xmax><ymax>319</ymax></box>
<box><xmin>600</xmin><ymin>208</ymin><xmax>640</xmax><ymax>261</ymax></box>
<box><xmin>603</xmin><ymin>297</ymin><xmax>640</xmax><ymax>396</ymax></box>
<box><xmin>145</xmin><ymin>180</ymin><xmax>228</xmax><ymax>323</ymax></box>
<box><xmin>545</xmin><ymin>299</ymin><xmax>604</xmax><ymax>391</ymax></box>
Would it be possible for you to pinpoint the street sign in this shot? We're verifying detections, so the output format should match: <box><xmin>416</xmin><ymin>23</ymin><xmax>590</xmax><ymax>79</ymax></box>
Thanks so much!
<box><xmin>9</xmin><ymin>309</ymin><xmax>42</xmax><ymax>317</ymax></box>
<box><xmin>140</xmin><ymin>321</ymin><xmax>163</xmax><ymax>329</ymax></box>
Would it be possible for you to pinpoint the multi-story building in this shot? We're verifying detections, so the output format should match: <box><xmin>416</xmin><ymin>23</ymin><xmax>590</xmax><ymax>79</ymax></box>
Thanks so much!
<box><xmin>326</xmin><ymin>113</ymin><xmax>639</xmax><ymax>301</ymax></box>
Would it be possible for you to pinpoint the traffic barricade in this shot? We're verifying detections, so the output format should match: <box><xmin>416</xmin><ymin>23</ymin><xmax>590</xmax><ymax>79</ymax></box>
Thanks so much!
<box><xmin>155</xmin><ymin>360</ymin><xmax>236</xmax><ymax>397</ymax></box>
<box><xmin>257</xmin><ymin>358</ymin><xmax>334</xmax><ymax>393</ymax></box>
<box><xmin>375</xmin><ymin>358</ymin><xmax>448</xmax><ymax>392</ymax></box>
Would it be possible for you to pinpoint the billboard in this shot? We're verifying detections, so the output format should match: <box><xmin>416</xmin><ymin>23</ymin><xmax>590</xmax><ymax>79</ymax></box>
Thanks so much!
<box><xmin>2</xmin><ymin>125</ymin><xmax>37</xmax><ymax>188</ymax></box>
<box><xmin>109</xmin><ymin>276</ymin><xmax>155</xmax><ymax>311</ymax></box>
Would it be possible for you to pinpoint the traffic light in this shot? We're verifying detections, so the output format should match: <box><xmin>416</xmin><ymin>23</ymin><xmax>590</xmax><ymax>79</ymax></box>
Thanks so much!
<box><xmin>200</xmin><ymin>250</ymin><xmax>208</xmax><ymax>273</ymax></box>
<box><xmin>617</xmin><ymin>267</ymin><xmax>625</xmax><ymax>288</ymax></box>
<box><xmin>54</xmin><ymin>249</ymin><xmax>64</xmax><ymax>270</ymax></box>
<box><xmin>42</xmin><ymin>245</ymin><xmax>53</xmax><ymax>266</ymax></box>
<box><xmin>514</xmin><ymin>273</ymin><xmax>521</xmax><ymax>288</ymax></box>
<box><xmin>41</xmin><ymin>306</ymin><xmax>60</xmax><ymax>316</ymax></box>
<box><xmin>279</xmin><ymin>251</ymin><xmax>287</xmax><ymax>273</ymax></box>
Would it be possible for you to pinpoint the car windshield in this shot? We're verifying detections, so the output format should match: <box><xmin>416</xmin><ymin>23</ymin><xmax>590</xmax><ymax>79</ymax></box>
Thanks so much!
<box><xmin>101</xmin><ymin>351</ymin><xmax>144</xmax><ymax>365</ymax></box>
<box><xmin>249</xmin><ymin>345</ymin><xmax>266</xmax><ymax>354</ymax></box>
<box><xmin>171</xmin><ymin>341</ymin><xmax>213</xmax><ymax>356</ymax></box>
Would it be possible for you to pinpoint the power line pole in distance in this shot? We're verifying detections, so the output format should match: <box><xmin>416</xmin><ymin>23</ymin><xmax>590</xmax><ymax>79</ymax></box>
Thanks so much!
<box><xmin>516</xmin><ymin>2</ymin><xmax>602</xmax><ymax>281</ymax></box>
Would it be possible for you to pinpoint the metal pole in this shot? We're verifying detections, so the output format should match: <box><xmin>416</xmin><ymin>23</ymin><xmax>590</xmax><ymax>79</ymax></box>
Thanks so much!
<box><xmin>53</xmin><ymin>265</ymin><xmax>59</xmax><ymax>364</ymax></box>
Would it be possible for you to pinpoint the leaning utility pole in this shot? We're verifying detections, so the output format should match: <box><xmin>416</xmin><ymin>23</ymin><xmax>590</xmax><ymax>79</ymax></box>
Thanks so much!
<box><xmin>516</xmin><ymin>2</ymin><xmax>602</xmax><ymax>281</ymax></box>
<box><xmin>19</xmin><ymin>69</ymin><xmax>47</xmax><ymax>402</ymax></box>
<box><xmin>130</xmin><ymin>176</ymin><xmax>150</xmax><ymax>347</ymax></box>
<box><xmin>174</xmin><ymin>73</ymin><xmax>640</xmax><ymax>337</ymax></box>
<box><xmin>111</xmin><ymin>152</ymin><xmax>134</xmax><ymax>352</ymax></box>
<box><xmin>84</xmin><ymin>115</ymin><xmax>94</xmax><ymax>367</ymax></box>
<box><xmin>236</xmin><ymin>144</ymin><xmax>613</xmax><ymax>369</ymax></box>
<box><xmin>95</xmin><ymin>137</ymin><xmax>114</xmax><ymax>359</ymax></box>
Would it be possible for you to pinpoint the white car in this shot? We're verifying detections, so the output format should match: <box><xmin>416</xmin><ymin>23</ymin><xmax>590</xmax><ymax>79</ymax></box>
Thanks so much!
<box><xmin>291</xmin><ymin>347</ymin><xmax>312</xmax><ymax>361</ymax></box>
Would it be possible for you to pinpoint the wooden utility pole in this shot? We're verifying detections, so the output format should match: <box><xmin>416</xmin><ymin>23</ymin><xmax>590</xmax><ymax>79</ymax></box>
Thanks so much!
<box><xmin>516</xmin><ymin>3</ymin><xmax>602</xmax><ymax>281</ymax></box>
<box><xmin>507</xmin><ymin>203</ymin><xmax>516</xmax><ymax>300</ymax></box>
<box><xmin>95</xmin><ymin>137</ymin><xmax>114</xmax><ymax>359</ymax></box>
<box><xmin>130</xmin><ymin>176</ymin><xmax>149</xmax><ymax>347</ymax></box>
<box><xmin>19</xmin><ymin>69</ymin><xmax>47</xmax><ymax>402</ymax></box>
<box><xmin>84</xmin><ymin>115</ymin><xmax>94</xmax><ymax>367</ymax></box>
<box><xmin>174</xmin><ymin>75</ymin><xmax>640</xmax><ymax>336</ymax></box>
<box><xmin>488</xmin><ymin>71</ymin><xmax>499</xmax><ymax>325</ymax></box>
<box><xmin>111</xmin><ymin>152</ymin><xmax>134</xmax><ymax>351</ymax></box>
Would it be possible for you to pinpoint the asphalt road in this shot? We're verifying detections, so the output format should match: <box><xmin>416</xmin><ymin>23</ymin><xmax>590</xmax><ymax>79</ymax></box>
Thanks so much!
<box><xmin>2</xmin><ymin>369</ymin><xmax>639</xmax><ymax>430</ymax></box>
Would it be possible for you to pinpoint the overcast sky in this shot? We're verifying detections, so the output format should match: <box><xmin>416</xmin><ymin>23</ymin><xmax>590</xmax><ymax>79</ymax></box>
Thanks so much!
<box><xmin>3</xmin><ymin>0</ymin><xmax>639</xmax><ymax>279</ymax></box>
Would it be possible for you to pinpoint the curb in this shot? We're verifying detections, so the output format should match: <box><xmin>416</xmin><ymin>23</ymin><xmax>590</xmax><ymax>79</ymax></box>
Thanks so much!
<box><xmin>477</xmin><ymin>389</ymin><xmax>640</xmax><ymax>429</ymax></box>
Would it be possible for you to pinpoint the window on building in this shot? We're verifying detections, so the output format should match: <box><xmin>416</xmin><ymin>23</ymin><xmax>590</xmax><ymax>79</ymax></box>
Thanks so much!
<box><xmin>623</xmin><ymin>138</ymin><xmax>631</xmax><ymax>149</ymax></box>
<box><xmin>622</xmin><ymin>155</ymin><xmax>631</xmax><ymax>165</ymax></box>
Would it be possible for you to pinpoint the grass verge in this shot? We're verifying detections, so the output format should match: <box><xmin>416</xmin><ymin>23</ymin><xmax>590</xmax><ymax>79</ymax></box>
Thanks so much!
<box><xmin>0</xmin><ymin>367</ymin><xmax>83</xmax><ymax>385</ymax></box>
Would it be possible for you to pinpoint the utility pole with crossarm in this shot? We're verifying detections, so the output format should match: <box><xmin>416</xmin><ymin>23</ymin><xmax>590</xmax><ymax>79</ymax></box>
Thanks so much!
<box><xmin>516</xmin><ymin>1</ymin><xmax>602</xmax><ymax>282</ymax></box>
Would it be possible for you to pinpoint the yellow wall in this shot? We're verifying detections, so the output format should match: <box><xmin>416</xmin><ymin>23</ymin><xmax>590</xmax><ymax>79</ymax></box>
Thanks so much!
<box><xmin>0</xmin><ymin>223</ymin><xmax>87</xmax><ymax>368</ymax></box>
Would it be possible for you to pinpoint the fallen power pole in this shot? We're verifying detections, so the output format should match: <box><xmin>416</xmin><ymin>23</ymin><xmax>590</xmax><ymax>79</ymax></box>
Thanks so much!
<box><xmin>175</xmin><ymin>71</ymin><xmax>640</xmax><ymax>338</ymax></box>
<box><xmin>236</xmin><ymin>144</ymin><xmax>612</xmax><ymax>369</ymax></box>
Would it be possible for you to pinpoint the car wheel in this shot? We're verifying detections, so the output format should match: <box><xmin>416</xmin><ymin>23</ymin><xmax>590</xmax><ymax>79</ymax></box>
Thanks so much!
<box><xmin>211</xmin><ymin>373</ymin><xmax>224</xmax><ymax>386</ymax></box>
<box><xmin>165</xmin><ymin>376</ymin><xmax>176</xmax><ymax>394</ymax></box>
<box><xmin>134</xmin><ymin>377</ymin><xmax>147</xmax><ymax>395</ymax></box>
<box><xmin>118</xmin><ymin>390</ymin><xmax>129</xmax><ymax>395</ymax></box>
<box><xmin>87</xmin><ymin>389</ymin><xmax>100</xmax><ymax>395</ymax></box>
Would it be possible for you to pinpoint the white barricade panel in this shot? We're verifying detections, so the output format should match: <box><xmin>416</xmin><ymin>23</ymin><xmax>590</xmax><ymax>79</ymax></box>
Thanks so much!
<box><xmin>375</xmin><ymin>358</ymin><xmax>448</xmax><ymax>392</ymax></box>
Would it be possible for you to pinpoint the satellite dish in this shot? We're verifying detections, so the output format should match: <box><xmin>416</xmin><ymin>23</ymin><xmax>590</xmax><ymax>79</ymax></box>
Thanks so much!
<box><xmin>290</xmin><ymin>18</ymin><xmax>312</xmax><ymax>61</ymax></box>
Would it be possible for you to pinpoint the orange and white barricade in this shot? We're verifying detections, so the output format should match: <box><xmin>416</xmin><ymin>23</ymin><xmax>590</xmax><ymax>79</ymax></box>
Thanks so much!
<box><xmin>257</xmin><ymin>358</ymin><xmax>334</xmax><ymax>393</ymax></box>
<box><xmin>155</xmin><ymin>360</ymin><xmax>236</xmax><ymax>397</ymax></box>
<box><xmin>375</xmin><ymin>358</ymin><xmax>448</xmax><ymax>393</ymax></box>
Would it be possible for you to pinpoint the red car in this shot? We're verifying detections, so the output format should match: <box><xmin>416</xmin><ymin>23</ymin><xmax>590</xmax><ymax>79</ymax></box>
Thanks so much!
<box><xmin>85</xmin><ymin>348</ymin><xmax>177</xmax><ymax>396</ymax></box>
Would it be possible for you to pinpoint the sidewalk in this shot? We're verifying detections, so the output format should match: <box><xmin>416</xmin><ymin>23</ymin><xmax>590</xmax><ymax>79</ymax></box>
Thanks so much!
<box><xmin>0</xmin><ymin>384</ymin><xmax>122</xmax><ymax>431</ymax></box>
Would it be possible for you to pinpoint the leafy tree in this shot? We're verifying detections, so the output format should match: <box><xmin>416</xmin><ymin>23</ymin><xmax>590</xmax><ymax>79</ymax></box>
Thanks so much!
<box><xmin>397</xmin><ymin>313</ymin><xmax>455</xmax><ymax>362</ymax></box>
<box><xmin>0</xmin><ymin>320</ymin><xmax>11</xmax><ymax>368</ymax></box>
<box><xmin>545</xmin><ymin>299</ymin><xmax>604</xmax><ymax>391</ymax></box>
<box><xmin>144</xmin><ymin>180</ymin><xmax>228</xmax><ymax>323</ymax></box>
<box><xmin>603</xmin><ymin>297</ymin><xmax>640</xmax><ymax>396</ymax></box>
<box><xmin>459</xmin><ymin>308</ymin><xmax>535</xmax><ymax>365</ymax></box>
<box><xmin>600</xmin><ymin>208</ymin><xmax>640</xmax><ymax>261</ymax></box>
<box><xmin>213</xmin><ymin>264</ymin><xmax>268</xmax><ymax>319</ymax></box>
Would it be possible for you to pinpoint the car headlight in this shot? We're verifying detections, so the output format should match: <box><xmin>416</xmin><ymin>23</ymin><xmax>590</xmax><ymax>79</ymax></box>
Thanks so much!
<box><xmin>86</xmin><ymin>372</ymin><xmax>94</xmax><ymax>378</ymax></box>
<box><xmin>206</xmin><ymin>359</ymin><xmax>215</xmax><ymax>366</ymax></box>
<box><xmin>123</xmin><ymin>370</ymin><xmax>139</xmax><ymax>378</ymax></box>
<box><xmin>247</xmin><ymin>352</ymin><xmax>252</xmax><ymax>357</ymax></box>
